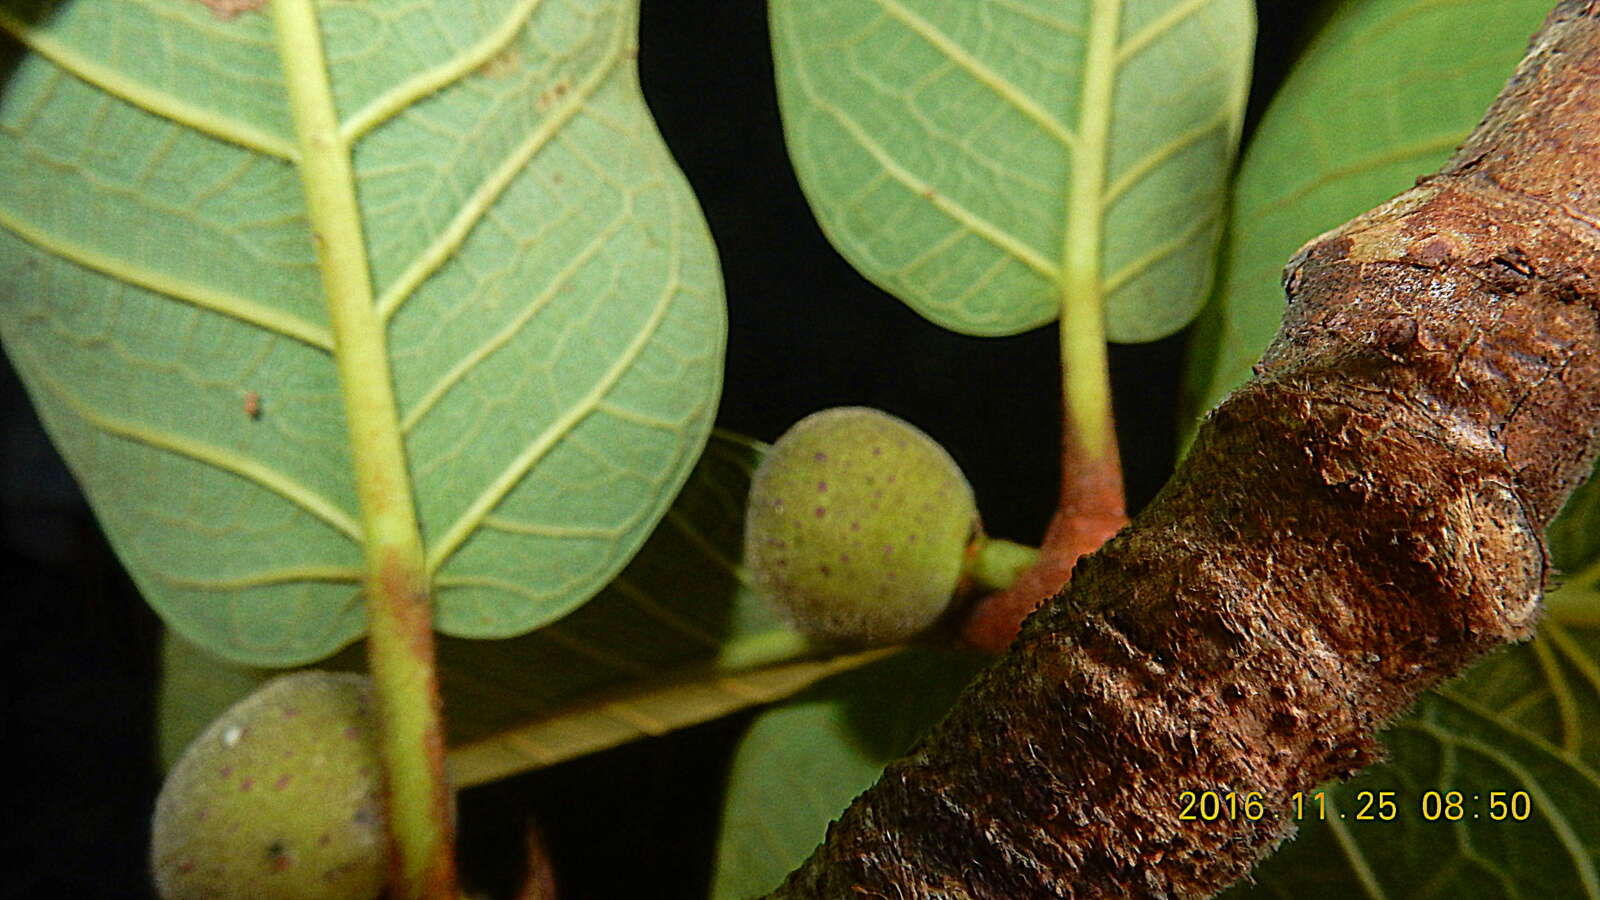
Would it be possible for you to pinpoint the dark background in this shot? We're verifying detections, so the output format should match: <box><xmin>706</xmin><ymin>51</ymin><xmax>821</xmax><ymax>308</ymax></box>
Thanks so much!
<box><xmin>3</xmin><ymin>3</ymin><xmax>1326</xmax><ymax>897</ymax></box>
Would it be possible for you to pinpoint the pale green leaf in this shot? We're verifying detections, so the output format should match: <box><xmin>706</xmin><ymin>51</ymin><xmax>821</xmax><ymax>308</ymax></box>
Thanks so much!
<box><xmin>1185</xmin><ymin>0</ymin><xmax>1552</xmax><ymax>415</ymax></box>
<box><xmin>769</xmin><ymin>0</ymin><xmax>1253</xmax><ymax>341</ymax></box>
<box><xmin>159</xmin><ymin>433</ymin><xmax>894</xmax><ymax>784</ymax></box>
<box><xmin>710</xmin><ymin>648</ymin><xmax>985</xmax><ymax>900</ymax></box>
<box><xmin>0</xmin><ymin>0</ymin><xmax>723</xmax><ymax>665</ymax></box>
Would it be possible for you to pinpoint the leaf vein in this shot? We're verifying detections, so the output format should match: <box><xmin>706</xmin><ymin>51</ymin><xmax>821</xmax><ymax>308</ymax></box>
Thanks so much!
<box><xmin>1532</xmin><ymin>635</ymin><xmax>1583</xmax><ymax>755</ymax></box>
<box><xmin>1399</xmin><ymin>720</ymin><xmax>1600</xmax><ymax>899</ymax></box>
<box><xmin>376</xmin><ymin>26</ymin><xmax>626</xmax><ymax>321</ymax></box>
<box><xmin>0</xmin><ymin>208</ymin><xmax>334</xmax><ymax>351</ymax></box>
<box><xmin>871</xmin><ymin>0</ymin><xmax>1077</xmax><ymax>149</ymax></box>
<box><xmin>606</xmin><ymin>576</ymin><xmax>723</xmax><ymax>650</ymax></box>
<box><xmin>1324</xmin><ymin>793</ymin><xmax>1392</xmax><ymax>900</ymax></box>
<box><xmin>425</xmin><ymin>231</ymin><xmax>683</xmax><ymax>574</ymax></box>
<box><xmin>798</xmin><ymin>98</ymin><xmax>1057</xmax><ymax>279</ymax></box>
<box><xmin>150</xmin><ymin>564</ymin><xmax>364</xmax><ymax>591</ymax></box>
<box><xmin>1103</xmin><ymin>205</ymin><xmax>1220</xmax><ymax>293</ymax></box>
<box><xmin>29</xmin><ymin>367</ymin><xmax>361</xmax><ymax>542</ymax></box>
<box><xmin>1116</xmin><ymin>0</ymin><xmax>1212</xmax><ymax>66</ymax></box>
<box><xmin>340</xmin><ymin>0</ymin><xmax>553</xmax><ymax>143</ymax></box>
<box><xmin>0</xmin><ymin>11</ymin><xmax>298</xmax><ymax>160</ymax></box>
<box><xmin>1102</xmin><ymin>111</ymin><xmax>1230</xmax><ymax>207</ymax></box>
<box><xmin>480</xmin><ymin>515</ymin><xmax>624</xmax><ymax>539</ymax></box>
<box><xmin>664</xmin><ymin>507</ymin><xmax>754</xmax><ymax>586</ymax></box>
<box><xmin>398</xmin><ymin>211</ymin><xmax>627</xmax><ymax>432</ymax></box>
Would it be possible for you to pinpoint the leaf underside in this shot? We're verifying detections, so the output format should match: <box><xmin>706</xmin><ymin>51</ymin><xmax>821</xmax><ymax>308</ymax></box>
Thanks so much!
<box><xmin>159</xmin><ymin>433</ymin><xmax>894</xmax><ymax>788</ymax></box>
<box><xmin>0</xmin><ymin>0</ymin><xmax>724</xmax><ymax>665</ymax></box>
<box><xmin>770</xmin><ymin>0</ymin><xmax>1253</xmax><ymax>341</ymax></box>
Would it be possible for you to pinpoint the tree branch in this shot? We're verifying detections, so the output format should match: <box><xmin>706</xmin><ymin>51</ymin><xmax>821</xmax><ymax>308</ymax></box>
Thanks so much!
<box><xmin>764</xmin><ymin>2</ymin><xmax>1600</xmax><ymax>897</ymax></box>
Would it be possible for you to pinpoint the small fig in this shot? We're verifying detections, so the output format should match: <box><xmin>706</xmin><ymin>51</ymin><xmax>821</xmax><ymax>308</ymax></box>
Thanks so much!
<box><xmin>150</xmin><ymin>671</ymin><xmax>387</xmax><ymax>900</ymax></box>
<box><xmin>744</xmin><ymin>407</ymin><xmax>981</xmax><ymax>645</ymax></box>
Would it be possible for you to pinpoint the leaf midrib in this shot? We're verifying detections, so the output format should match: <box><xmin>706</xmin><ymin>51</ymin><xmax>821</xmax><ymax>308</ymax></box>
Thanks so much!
<box><xmin>272</xmin><ymin>0</ymin><xmax>426</xmax><ymax>574</ymax></box>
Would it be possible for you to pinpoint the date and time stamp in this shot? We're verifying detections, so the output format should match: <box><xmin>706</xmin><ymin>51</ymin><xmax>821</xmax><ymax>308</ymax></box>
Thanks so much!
<box><xmin>1178</xmin><ymin>789</ymin><xmax>1535</xmax><ymax>823</ymax></box>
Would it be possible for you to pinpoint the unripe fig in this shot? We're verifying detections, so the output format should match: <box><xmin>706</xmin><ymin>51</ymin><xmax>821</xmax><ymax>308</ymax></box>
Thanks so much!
<box><xmin>745</xmin><ymin>407</ymin><xmax>981</xmax><ymax>645</ymax></box>
<box><xmin>150</xmin><ymin>671</ymin><xmax>387</xmax><ymax>900</ymax></box>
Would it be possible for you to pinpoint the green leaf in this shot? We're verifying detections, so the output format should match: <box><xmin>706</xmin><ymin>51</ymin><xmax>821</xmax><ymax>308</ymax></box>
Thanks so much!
<box><xmin>1548</xmin><ymin>467</ymin><xmax>1600</xmax><ymax>628</ymax></box>
<box><xmin>769</xmin><ymin>0</ymin><xmax>1253</xmax><ymax>341</ymax></box>
<box><xmin>0</xmin><ymin>0</ymin><xmax>723</xmax><ymax>665</ymax></box>
<box><xmin>159</xmin><ymin>432</ymin><xmax>894</xmax><ymax>785</ymax></box>
<box><xmin>1229</xmin><ymin>621</ymin><xmax>1600</xmax><ymax>900</ymax></box>
<box><xmin>1185</xmin><ymin>0</ymin><xmax>1552</xmax><ymax>416</ymax></box>
<box><xmin>710</xmin><ymin>648</ymin><xmax>985</xmax><ymax>900</ymax></box>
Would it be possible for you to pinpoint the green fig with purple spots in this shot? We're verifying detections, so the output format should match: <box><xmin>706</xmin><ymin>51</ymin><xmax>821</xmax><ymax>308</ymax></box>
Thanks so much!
<box><xmin>745</xmin><ymin>407</ymin><xmax>981</xmax><ymax>645</ymax></box>
<box><xmin>150</xmin><ymin>671</ymin><xmax>387</xmax><ymax>900</ymax></box>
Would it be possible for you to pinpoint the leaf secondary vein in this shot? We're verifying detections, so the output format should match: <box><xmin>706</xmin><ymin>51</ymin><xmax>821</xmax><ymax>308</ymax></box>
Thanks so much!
<box><xmin>426</xmin><ymin>234</ymin><xmax>682</xmax><ymax>575</ymax></box>
<box><xmin>1101</xmin><ymin>110</ymin><xmax>1230</xmax><ymax>207</ymax></box>
<box><xmin>397</xmin><ymin>211</ymin><xmax>627</xmax><ymax>433</ymax></box>
<box><xmin>1421</xmin><ymin>690</ymin><xmax>1600</xmax><ymax>787</ymax></box>
<box><xmin>0</xmin><ymin>10</ymin><xmax>299</xmax><ymax>161</ymax></box>
<box><xmin>1103</xmin><ymin>205</ymin><xmax>1220</xmax><ymax>292</ymax></box>
<box><xmin>984</xmin><ymin>0</ymin><xmax>1085</xmax><ymax>37</ymax></box>
<box><xmin>664</xmin><ymin>508</ymin><xmax>754</xmax><ymax>585</ymax></box>
<box><xmin>151</xmin><ymin>564</ymin><xmax>364</xmax><ymax>591</ymax></box>
<box><xmin>0</xmin><ymin>207</ymin><xmax>335</xmax><ymax>351</ymax></box>
<box><xmin>871</xmin><ymin>0</ymin><xmax>1077</xmax><ymax>149</ymax></box>
<box><xmin>777</xmin><ymin>8</ymin><xmax>1056</xmax><ymax>281</ymax></box>
<box><xmin>1545</xmin><ymin>620</ymin><xmax>1600</xmax><ymax>703</ymax></box>
<box><xmin>1400</xmin><ymin>722</ymin><xmax>1600</xmax><ymax>898</ymax></box>
<box><xmin>480</xmin><ymin>515</ymin><xmax>626</xmax><ymax>539</ymax></box>
<box><xmin>1246</xmin><ymin>131</ymin><xmax>1465</xmax><ymax>222</ymax></box>
<box><xmin>375</xmin><ymin>14</ymin><xmax>628</xmax><ymax>323</ymax></box>
<box><xmin>606</xmin><ymin>576</ymin><xmax>725</xmax><ymax>649</ymax></box>
<box><xmin>340</xmin><ymin>0</ymin><xmax>551</xmax><ymax>143</ymax></box>
<box><xmin>1115</xmin><ymin>0</ymin><xmax>1212</xmax><ymax>66</ymax></box>
<box><xmin>1532</xmin><ymin>635</ymin><xmax>1583</xmax><ymax>755</ymax></box>
<box><xmin>28</xmin><ymin>365</ymin><xmax>362</xmax><ymax>540</ymax></box>
<box><xmin>804</xmin><ymin>97</ymin><xmax>1057</xmax><ymax>278</ymax></box>
<box><xmin>1323</xmin><ymin>794</ymin><xmax>1392</xmax><ymax>900</ymax></box>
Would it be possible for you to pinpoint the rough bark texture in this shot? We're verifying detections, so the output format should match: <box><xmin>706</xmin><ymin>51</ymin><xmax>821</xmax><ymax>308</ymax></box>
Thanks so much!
<box><xmin>765</xmin><ymin>3</ymin><xmax>1600</xmax><ymax>898</ymax></box>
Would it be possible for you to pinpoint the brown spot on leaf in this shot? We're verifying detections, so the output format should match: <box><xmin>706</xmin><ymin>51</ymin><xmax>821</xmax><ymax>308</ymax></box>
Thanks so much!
<box><xmin>478</xmin><ymin>47</ymin><xmax>522</xmax><ymax>79</ymax></box>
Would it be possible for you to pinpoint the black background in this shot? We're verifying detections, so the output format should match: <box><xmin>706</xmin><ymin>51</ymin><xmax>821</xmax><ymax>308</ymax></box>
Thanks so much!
<box><xmin>3</xmin><ymin>3</ymin><xmax>1327</xmax><ymax>897</ymax></box>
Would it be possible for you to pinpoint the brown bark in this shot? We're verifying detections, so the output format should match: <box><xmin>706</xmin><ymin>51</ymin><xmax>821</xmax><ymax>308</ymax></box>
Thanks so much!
<box><xmin>765</xmin><ymin>3</ymin><xmax>1600</xmax><ymax>898</ymax></box>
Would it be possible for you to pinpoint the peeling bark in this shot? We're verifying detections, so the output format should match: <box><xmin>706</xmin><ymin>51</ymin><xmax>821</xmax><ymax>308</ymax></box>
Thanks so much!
<box><xmin>765</xmin><ymin>3</ymin><xmax>1600</xmax><ymax>898</ymax></box>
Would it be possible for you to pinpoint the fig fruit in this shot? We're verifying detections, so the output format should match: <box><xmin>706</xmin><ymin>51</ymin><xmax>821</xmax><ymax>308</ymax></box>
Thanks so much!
<box><xmin>744</xmin><ymin>407</ymin><xmax>980</xmax><ymax>645</ymax></box>
<box><xmin>150</xmin><ymin>671</ymin><xmax>387</xmax><ymax>900</ymax></box>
